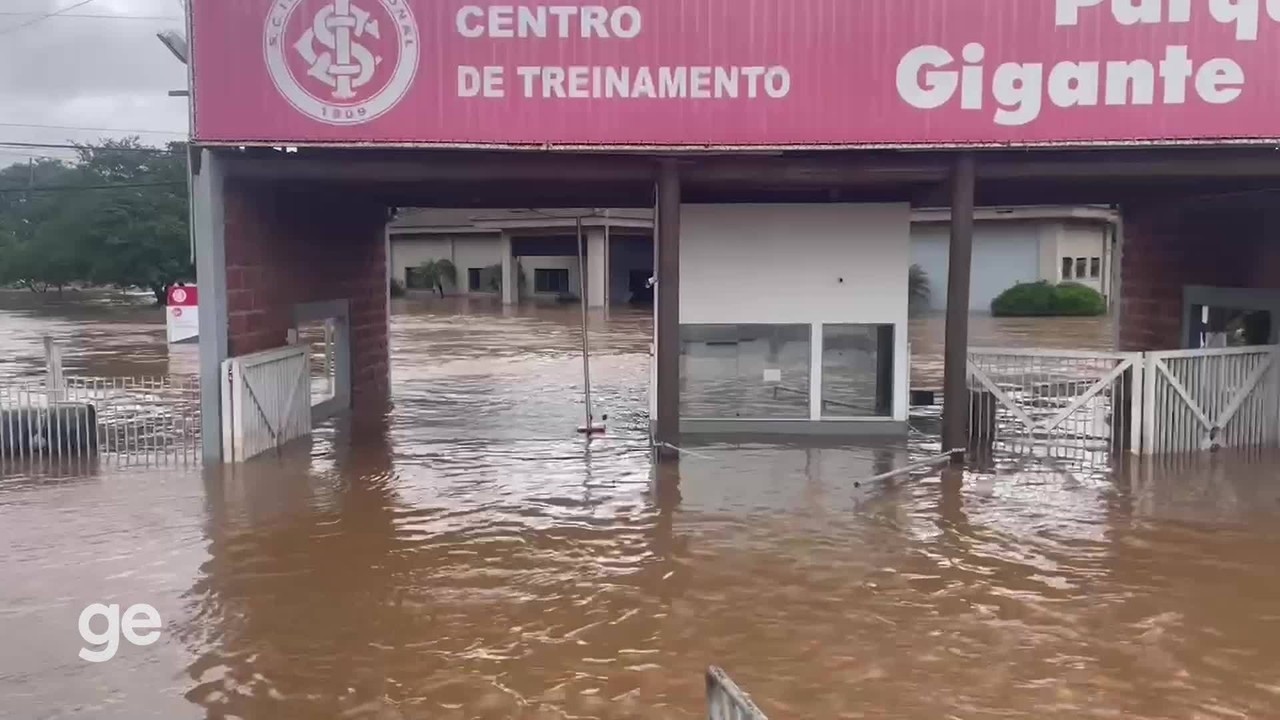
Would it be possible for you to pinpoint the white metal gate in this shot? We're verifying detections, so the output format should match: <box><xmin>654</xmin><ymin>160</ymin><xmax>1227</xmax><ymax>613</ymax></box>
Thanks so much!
<box><xmin>706</xmin><ymin>666</ymin><xmax>767</xmax><ymax>720</ymax></box>
<box><xmin>1142</xmin><ymin>345</ymin><xmax>1280</xmax><ymax>454</ymax></box>
<box><xmin>221</xmin><ymin>345</ymin><xmax>312</xmax><ymax>463</ymax></box>
<box><xmin>967</xmin><ymin>348</ymin><xmax>1142</xmax><ymax>458</ymax></box>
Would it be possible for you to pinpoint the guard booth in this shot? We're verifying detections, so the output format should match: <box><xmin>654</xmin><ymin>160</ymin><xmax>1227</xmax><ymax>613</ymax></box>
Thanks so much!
<box><xmin>187</xmin><ymin>0</ymin><xmax>1280</xmax><ymax>463</ymax></box>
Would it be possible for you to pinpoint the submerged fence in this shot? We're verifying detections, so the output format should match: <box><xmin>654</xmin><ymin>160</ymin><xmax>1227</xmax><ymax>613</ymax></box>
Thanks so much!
<box><xmin>967</xmin><ymin>345</ymin><xmax>1280</xmax><ymax>458</ymax></box>
<box><xmin>0</xmin><ymin>375</ymin><xmax>200</xmax><ymax>469</ymax></box>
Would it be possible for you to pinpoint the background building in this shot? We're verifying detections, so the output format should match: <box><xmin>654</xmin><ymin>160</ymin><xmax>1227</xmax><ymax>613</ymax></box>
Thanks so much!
<box><xmin>391</xmin><ymin>205</ymin><xmax>1119</xmax><ymax>313</ymax></box>
<box><xmin>910</xmin><ymin>205</ymin><xmax>1118</xmax><ymax>312</ymax></box>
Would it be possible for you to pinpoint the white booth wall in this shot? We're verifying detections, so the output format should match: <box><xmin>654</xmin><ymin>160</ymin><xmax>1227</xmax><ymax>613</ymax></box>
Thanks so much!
<box><xmin>678</xmin><ymin>203</ymin><xmax>911</xmax><ymax>427</ymax></box>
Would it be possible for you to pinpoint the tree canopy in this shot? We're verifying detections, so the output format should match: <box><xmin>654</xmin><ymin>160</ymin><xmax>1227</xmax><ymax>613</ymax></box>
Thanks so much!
<box><xmin>0</xmin><ymin>138</ymin><xmax>191</xmax><ymax>302</ymax></box>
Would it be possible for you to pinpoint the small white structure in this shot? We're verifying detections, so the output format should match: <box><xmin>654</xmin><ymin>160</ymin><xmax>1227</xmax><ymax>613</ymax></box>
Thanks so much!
<box><xmin>678</xmin><ymin>203</ymin><xmax>910</xmax><ymax>435</ymax></box>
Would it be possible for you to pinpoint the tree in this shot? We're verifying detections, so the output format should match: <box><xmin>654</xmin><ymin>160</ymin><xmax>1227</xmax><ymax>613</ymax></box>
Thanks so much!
<box><xmin>413</xmin><ymin>259</ymin><xmax>457</xmax><ymax>297</ymax></box>
<box><xmin>909</xmin><ymin>263</ymin><xmax>931</xmax><ymax>315</ymax></box>
<box><xmin>0</xmin><ymin>158</ymin><xmax>86</xmax><ymax>294</ymax></box>
<box><xmin>72</xmin><ymin>139</ymin><xmax>192</xmax><ymax>303</ymax></box>
<box><xmin>0</xmin><ymin>139</ymin><xmax>193</xmax><ymax>302</ymax></box>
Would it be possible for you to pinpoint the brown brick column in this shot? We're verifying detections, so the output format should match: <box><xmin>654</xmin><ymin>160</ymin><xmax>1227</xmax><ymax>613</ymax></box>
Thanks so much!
<box><xmin>223</xmin><ymin>180</ymin><xmax>389</xmax><ymax>414</ymax></box>
<box><xmin>1118</xmin><ymin>201</ymin><xmax>1261</xmax><ymax>352</ymax></box>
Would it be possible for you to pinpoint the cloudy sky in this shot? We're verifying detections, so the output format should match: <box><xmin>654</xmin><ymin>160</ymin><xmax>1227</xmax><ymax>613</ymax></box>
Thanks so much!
<box><xmin>0</xmin><ymin>0</ymin><xmax>189</xmax><ymax>166</ymax></box>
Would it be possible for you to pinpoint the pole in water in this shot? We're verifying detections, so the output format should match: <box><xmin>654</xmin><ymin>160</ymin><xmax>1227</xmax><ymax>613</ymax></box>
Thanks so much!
<box><xmin>576</xmin><ymin>214</ymin><xmax>606</xmax><ymax>436</ymax></box>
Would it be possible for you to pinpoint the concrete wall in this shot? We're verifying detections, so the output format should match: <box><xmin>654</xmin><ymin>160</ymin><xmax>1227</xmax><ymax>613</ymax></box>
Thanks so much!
<box><xmin>224</xmin><ymin>181</ymin><xmax>389</xmax><ymax>414</ymax></box>
<box><xmin>911</xmin><ymin>221</ymin><xmax>1045</xmax><ymax>312</ymax></box>
<box><xmin>453</xmin><ymin>236</ymin><xmax>503</xmax><ymax>294</ymax></box>
<box><xmin>680</xmin><ymin>203</ymin><xmax>911</xmax><ymax>421</ymax></box>
<box><xmin>389</xmin><ymin>235</ymin><xmax>453</xmax><ymax>285</ymax></box>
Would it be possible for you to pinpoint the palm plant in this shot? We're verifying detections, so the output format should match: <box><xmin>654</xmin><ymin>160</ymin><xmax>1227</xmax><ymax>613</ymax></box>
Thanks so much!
<box><xmin>909</xmin><ymin>263</ymin><xmax>931</xmax><ymax>315</ymax></box>
<box><xmin>415</xmin><ymin>259</ymin><xmax>457</xmax><ymax>297</ymax></box>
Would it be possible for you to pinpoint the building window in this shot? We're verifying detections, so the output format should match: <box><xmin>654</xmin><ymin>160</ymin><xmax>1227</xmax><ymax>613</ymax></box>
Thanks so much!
<box><xmin>534</xmin><ymin>268</ymin><xmax>570</xmax><ymax>293</ymax></box>
<box><xmin>1075</xmin><ymin>257</ymin><xmax>1088</xmax><ymax>279</ymax></box>
<box><xmin>680</xmin><ymin>324</ymin><xmax>811</xmax><ymax>419</ymax></box>
<box><xmin>405</xmin><ymin>266</ymin><xmax>429</xmax><ymax>290</ymax></box>
<box><xmin>822</xmin><ymin>324</ymin><xmax>894</xmax><ymax>418</ymax></box>
<box><xmin>1090</xmin><ymin>257</ymin><xmax>1101</xmax><ymax>278</ymax></box>
<box><xmin>468</xmin><ymin>268</ymin><xmax>483</xmax><ymax>292</ymax></box>
<box><xmin>1061</xmin><ymin>257</ymin><xmax>1073</xmax><ymax>280</ymax></box>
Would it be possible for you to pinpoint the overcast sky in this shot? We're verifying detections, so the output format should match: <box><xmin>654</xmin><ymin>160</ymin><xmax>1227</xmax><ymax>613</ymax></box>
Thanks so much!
<box><xmin>0</xmin><ymin>0</ymin><xmax>189</xmax><ymax>166</ymax></box>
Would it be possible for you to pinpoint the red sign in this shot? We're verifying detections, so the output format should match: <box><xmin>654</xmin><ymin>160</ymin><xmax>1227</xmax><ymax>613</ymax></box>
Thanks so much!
<box><xmin>168</xmin><ymin>286</ymin><xmax>198</xmax><ymax>307</ymax></box>
<box><xmin>192</xmin><ymin>0</ymin><xmax>1280</xmax><ymax>147</ymax></box>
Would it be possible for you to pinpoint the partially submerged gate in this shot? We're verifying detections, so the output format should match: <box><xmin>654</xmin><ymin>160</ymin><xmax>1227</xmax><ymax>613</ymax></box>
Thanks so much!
<box><xmin>221</xmin><ymin>345</ymin><xmax>312</xmax><ymax>463</ymax></box>
<box><xmin>1142</xmin><ymin>346</ymin><xmax>1280</xmax><ymax>454</ymax></box>
<box><xmin>966</xmin><ymin>348</ymin><xmax>1142</xmax><ymax>460</ymax></box>
<box><xmin>966</xmin><ymin>345</ymin><xmax>1280</xmax><ymax>457</ymax></box>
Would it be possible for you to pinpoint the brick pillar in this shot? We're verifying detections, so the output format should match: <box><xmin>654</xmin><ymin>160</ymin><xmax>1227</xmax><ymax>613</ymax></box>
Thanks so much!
<box><xmin>223</xmin><ymin>181</ymin><xmax>390</xmax><ymax>414</ymax></box>
<box><xmin>1118</xmin><ymin>200</ymin><xmax>1263</xmax><ymax>351</ymax></box>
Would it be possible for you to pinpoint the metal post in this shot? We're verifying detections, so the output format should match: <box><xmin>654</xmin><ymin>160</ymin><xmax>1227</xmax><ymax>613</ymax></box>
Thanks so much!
<box><xmin>44</xmin><ymin>336</ymin><xmax>64</xmax><ymax>398</ymax></box>
<box><xmin>576</xmin><ymin>216</ymin><xmax>603</xmax><ymax>435</ymax></box>
<box><xmin>942</xmin><ymin>153</ymin><xmax>977</xmax><ymax>454</ymax></box>
<box><xmin>655</xmin><ymin>160</ymin><xmax>681</xmax><ymax>448</ymax></box>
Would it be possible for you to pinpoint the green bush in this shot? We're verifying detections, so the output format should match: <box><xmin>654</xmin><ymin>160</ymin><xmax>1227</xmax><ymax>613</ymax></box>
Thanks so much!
<box><xmin>1053</xmin><ymin>282</ymin><xmax>1107</xmax><ymax>316</ymax></box>
<box><xmin>991</xmin><ymin>281</ymin><xmax>1105</xmax><ymax>317</ymax></box>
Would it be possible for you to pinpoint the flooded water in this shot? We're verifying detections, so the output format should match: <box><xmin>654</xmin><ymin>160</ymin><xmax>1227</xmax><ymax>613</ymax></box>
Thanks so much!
<box><xmin>4</xmin><ymin>293</ymin><xmax>1280</xmax><ymax>719</ymax></box>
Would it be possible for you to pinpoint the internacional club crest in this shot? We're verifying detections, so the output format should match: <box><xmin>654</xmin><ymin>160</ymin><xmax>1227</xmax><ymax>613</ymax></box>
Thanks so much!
<box><xmin>265</xmin><ymin>0</ymin><xmax>419</xmax><ymax>126</ymax></box>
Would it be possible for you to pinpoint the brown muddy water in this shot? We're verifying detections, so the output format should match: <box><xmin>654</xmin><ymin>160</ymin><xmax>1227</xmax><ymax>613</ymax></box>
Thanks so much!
<box><xmin>3</xmin><ymin>293</ymin><xmax>1280</xmax><ymax>720</ymax></box>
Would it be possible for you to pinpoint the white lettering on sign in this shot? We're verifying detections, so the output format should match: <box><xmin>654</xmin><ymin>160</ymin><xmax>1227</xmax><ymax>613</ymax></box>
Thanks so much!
<box><xmin>456</xmin><ymin>5</ymin><xmax>642</xmax><ymax>39</ymax></box>
<box><xmin>513</xmin><ymin>65</ymin><xmax>790</xmax><ymax>99</ymax></box>
<box><xmin>1054</xmin><ymin>0</ymin><xmax>1280</xmax><ymax>40</ymax></box>
<box><xmin>897</xmin><ymin>43</ymin><xmax>1244</xmax><ymax>126</ymax></box>
<box><xmin>452</xmin><ymin>6</ymin><xmax>787</xmax><ymax>103</ymax></box>
<box><xmin>896</xmin><ymin>0</ymin><xmax>1272</xmax><ymax>125</ymax></box>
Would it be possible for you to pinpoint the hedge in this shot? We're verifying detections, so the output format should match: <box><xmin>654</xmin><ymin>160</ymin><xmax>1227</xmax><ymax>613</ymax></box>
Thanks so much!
<box><xmin>990</xmin><ymin>281</ymin><xmax>1106</xmax><ymax>317</ymax></box>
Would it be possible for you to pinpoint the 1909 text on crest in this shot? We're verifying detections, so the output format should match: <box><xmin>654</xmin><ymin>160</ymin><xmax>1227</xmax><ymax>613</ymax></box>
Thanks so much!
<box><xmin>265</xmin><ymin>0</ymin><xmax>419</xmax><ymax>126</ymax></box>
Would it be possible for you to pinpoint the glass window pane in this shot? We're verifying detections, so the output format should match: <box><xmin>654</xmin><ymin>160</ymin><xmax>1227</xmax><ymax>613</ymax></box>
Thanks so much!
<box><xmin>822</xmin><ymin>324</ymin><xmax>894</xmax><ymax>418</ymax></box>
<box><xmin>1075</xmin><ymin>257</ymin><xmax>1088</xmax><ymax>279</ymax></box>
<box><xmin>1090</xmin><ymin>257</ymin><xmax>1101</xmax><ymax>278</ymax></box>
<box><xmin>1061</xmin><ymin>257</ymin><xmax>1072</xmax><ymax>279</ymax></box>
<box><xmin>680</xmin><ymin>324</ymin><xmax>811</xmax><ymax>419</ymax></box>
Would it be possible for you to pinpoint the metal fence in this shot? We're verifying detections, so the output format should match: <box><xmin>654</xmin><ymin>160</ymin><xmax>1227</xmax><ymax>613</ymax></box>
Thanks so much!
<box><xmin>0</xmin><ymin>375</ymin><xmax>200</xmax><ymax>469</ymax></box>
<box><xmin>967</xmin><ymin>348</ymin><xmax>1142</xmax><ymax>459</ymax></box>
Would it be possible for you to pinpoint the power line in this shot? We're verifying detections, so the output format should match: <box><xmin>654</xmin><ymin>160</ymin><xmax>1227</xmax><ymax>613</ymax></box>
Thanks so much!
<box><xmin>0</xmin><ymin>181</ymin><xmax>185</xmax><ymax>195</ymax></box>
<box><xmin>0</xmin><ymin>0</ymin><xmax>100</xmax><ymax>38</ymax></box>
<box><xmin>0</xmin><ymin>141</ymin><xmax>182</xmax><ymax>154</ymax></box>
<box><xmin>0</xmin><ymin>122</ymin><xmax>187</xmax><ymax>136</ymax></box>
<box><xmin>0</xmin><ymin>11</ymin><xmax>181</xmax><ymax>21</ymax></box>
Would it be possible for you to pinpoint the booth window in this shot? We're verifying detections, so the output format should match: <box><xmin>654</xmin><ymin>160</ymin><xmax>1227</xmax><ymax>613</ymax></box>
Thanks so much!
<box><xmin>535</xmin><ymin>268</ymin><xmax>570</xmax><ymax>293</ymax></box>
<box><xmin>821</xmin><ymin>325</ymin><xmax>894</xmax><ymax>418</ymax></box>
<box><xmin>679</xmin><ymin>324</ymin><xmax>811</xmax><ymax>419</ymax></box>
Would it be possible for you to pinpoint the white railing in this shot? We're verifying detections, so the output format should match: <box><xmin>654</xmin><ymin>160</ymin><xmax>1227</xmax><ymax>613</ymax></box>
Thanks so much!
<box><xmin>0</xmin><ymin>376</ymin><xmax>200</xmax><ymax>469</ymax></box>
<box><xmin>967</xmin><ymin>347</ymin><xmax>1142</xmax><ymax>457</ymax></box>
<box><xmin>1142</xmin><ymin>345</ymin><xmax>1280</xmax><ymax>454</ymax></box>
<box><xmin>221</xmin><ymin>345</ymin><xmax>312</xmax><ymax>463</ymax></box>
